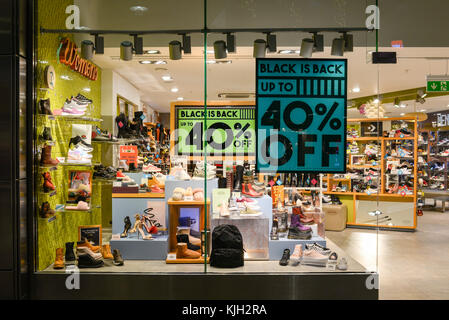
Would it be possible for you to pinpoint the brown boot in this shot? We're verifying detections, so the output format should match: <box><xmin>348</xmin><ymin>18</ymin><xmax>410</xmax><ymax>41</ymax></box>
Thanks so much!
<box><xmin>40</xmin><ymin>201</ymin><xmax>55</xmax><ymax>218</ymax></box>
<box><xmin>40</xmin><ymin>145</ymin><xmax>59</xmax><ymax>166</ymax></box>
<box><xmin>176</xmin><ymin>242</ymin><xmax>201</xmax><ymax>259</ymax></box>
<box><xmin>77</xmin><ymin>238</ymin><xmax>101</xmax><ymax>253</ymax></box>
<box><xmin>101</xmin><ymin>244</ymin><xmax>114</xmax><ymax>259</ymax></box>
<box><xmin>53</xmin><ymin>248</ymin><xmax>64</xmax><ymax>269</ymax></box>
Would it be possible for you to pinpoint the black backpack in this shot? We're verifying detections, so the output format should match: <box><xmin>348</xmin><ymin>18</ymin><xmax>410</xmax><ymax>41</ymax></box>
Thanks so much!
<box><xmin>210</xmin><ymin>224</ymin><xmax>244</xmax><ymax>268</ymax></box>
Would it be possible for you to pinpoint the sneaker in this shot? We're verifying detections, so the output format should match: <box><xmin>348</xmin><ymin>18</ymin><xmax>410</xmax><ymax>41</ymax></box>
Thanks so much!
<box><xmin>301</xmin><ymin>249</ymin><xmax>329</xmax><ymax>267</ymax></box>
<box><xmin>290</xmin><ymin>245</ymin><xmax>303</xmax><ymax>265</ymax></box>
<box><xmin>287</xmin><ymin>226</ymin><xmax>312</xmax><ymax>240</ymax></box>
<box><xmin>279</xmin><ymin>248</ymin><xmax>290</xmax><ymax>266</ymax></box>
<box><xmin>77</xmin><ymin>253</ymin><xmax>104</xmax><ymax>268</ymax></box>
<box><xmin>337</xmin><ymin>258</ymin><xmax>348</xmax><ymax>270</ymax></box>
<box><xmin>305</xmin><ymin>243</ymin><xmax>331</xmax><ymax>255</ymax></box>
<box><xmin>113</xmin><ymin>249</ymin><xmax>124</xmax><ymax>266</ymax></box>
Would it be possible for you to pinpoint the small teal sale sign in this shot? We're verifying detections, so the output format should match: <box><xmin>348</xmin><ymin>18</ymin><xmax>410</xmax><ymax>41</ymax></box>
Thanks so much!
<box><xmin>256</xmin><ymin>58</ymin><xmax>347</xmax><ymax>173</ymax></box>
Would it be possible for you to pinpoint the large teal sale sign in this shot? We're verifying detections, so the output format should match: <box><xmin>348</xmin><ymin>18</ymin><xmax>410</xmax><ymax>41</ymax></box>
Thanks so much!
<box><xmin>256</xmin><ymin>58</ymin><xmax>347</xmax><ymax>173</ymax></box>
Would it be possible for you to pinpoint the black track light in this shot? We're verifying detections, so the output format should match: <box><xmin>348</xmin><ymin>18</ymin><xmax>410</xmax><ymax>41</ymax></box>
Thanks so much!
<box><xmin>133</xmin><ymin>35</ymin><xmax>144</xmax><ymax>55</ymax></box>
<box><xmin>226</xmin><ymin>33</ymin><xmax>236</xmax><ymax>53</ymax></box>
<box><xmin>120</xmin><ymin>41</ymin><xmax>134</xmax><ymax>61</ymax></box>
<box><xmin>168</xmin><ymin>34</ymin><xmax>191</xmax><ymax>60</ymax></box>
<box><xmin>213</xmin><ymin>40</ymin><xmax>227</xmax><ymax>59</ymax></box>
<box><xmin>300</xmin><ymin>38</ymin><xmax>314</xmax><ymax>58</ymax></box>
<box><xmin>266</xmin><ymin>33</ymin><xmax>277</xmax><ymax>53</ymax></box>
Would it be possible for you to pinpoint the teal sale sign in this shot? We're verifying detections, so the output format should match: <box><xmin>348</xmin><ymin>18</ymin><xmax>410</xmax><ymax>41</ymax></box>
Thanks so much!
<box><xmin>256</xmin><ymin>58</ymin><xmax>347</xmax><ymax>173</ymax></box>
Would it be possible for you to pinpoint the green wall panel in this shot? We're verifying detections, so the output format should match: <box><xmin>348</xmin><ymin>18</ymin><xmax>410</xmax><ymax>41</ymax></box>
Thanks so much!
<box><xmin>36</xmin><ymin>0</ymin><xmax>104</xmax><ymax>270</ymax></box>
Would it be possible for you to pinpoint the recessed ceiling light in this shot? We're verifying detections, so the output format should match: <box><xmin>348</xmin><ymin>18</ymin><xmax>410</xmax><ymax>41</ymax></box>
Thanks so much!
<box><xmin>130</xmin><ymin>6</ymin><xmax>148</xmax><ymax>13</ymax></box>
<box><xmin>400</xmin><ymin>104</ymin><xmax>407</xmax><ymax>108</ymax></box>
<box><xmin>277</xmin><ymin>49</ymin><xmax>300</xmax><ymax>54</ymax></box>
<box><xmin>139</xmin><ymin>60</ymin><xmax>167</xmax><ymax>65</ymax></box>
<box><xmin>420</xmin><ymin>109</ymin><xmax>426</xmax><ymax>112</ymax></box>
<box><xmin>177</xmin><ymin>97</ymin><xmax>184</xmax><ymax>101</ymax></box>
<box><xmin>83</xmin><ymin>87</ymin><xmax>91</xmax><ymax>92</ymax></box>
<box><xmin>203</xmin><ymin>50</ymin><xmax>215</xmax><ymax>54</ymax></box>
<box><xmin>400</xmin><ymin>113</ymin><xmax>405</xmax><ymax>116</ymax></box>
<box><xmin>171</xmin><ymin>87</ymin><xmax>179</xmax><ymax>93</ymax></box>
<box><xmin>162</xmin><ymin>75</ymin><xmax>173</xmax><ymax>82</ymax></box>
<box><xmin>206</xmin><ymin>60</ymin><xmax>232</xmax><ymax>64</ymax></box>
<box><xmin>352</xmin><ymin>87</ymin><xmax>360</xmax><ymax>93</ymax></box>
<box><xmin>146</xmin><ymin>50</ymin><xmax>161</xmax><ymax>54</ymax></box>
<box><xmin>373</xmin><ymin>99</ymin><xmax>380</xmax><ymax>104</ymax></box>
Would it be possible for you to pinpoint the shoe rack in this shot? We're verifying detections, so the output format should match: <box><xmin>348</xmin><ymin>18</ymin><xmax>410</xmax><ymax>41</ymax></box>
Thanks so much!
<box><xmin>325</xmin><ymin>117</ymin><xmax>418</xmax><ymax>231</ymax></box>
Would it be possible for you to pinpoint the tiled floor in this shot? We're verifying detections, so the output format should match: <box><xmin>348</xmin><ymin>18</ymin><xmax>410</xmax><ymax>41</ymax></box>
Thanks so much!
<box><xmin>327</xmin><ymin>210</ymin><xmax>449</xmax><ymax>300</ymax></box>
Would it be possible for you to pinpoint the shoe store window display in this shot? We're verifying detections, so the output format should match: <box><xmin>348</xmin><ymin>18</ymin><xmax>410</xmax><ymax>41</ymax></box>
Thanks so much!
<box><xmin>65</xmin><ymin>171</ymin><xmax>92</xmax><ymax>211</ymax></box>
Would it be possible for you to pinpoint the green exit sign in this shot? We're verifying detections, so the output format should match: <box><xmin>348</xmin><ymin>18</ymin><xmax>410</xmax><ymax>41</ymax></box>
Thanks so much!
<box><xmin>427</xmin><ymin>76</ymin><xmax>449</xmax><ymax>92</ymax></box>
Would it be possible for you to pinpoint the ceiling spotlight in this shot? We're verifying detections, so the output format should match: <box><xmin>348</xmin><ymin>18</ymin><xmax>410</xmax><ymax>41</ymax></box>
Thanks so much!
<box><xmin>81</xmin><ymin>34</ymin><xmax>104</xmax><ymax>59</ymax></box>
<box><xmin>154</xmin><ymin>60</ymin><xmax>167</xmax><ymax>65</ymax></box>
<box><xmin>213</xmin><ymin>40</ymin><xmax>227</xmax><ymax>59</ymax></box>
<box><xmin>120</xmin><ymin>41</ymin><xmax>134</xmax><ymax>61</ymax></box>
<box><xmin>162</xmin><ymin>75</ymin><xmax>173</xmax><ymax>81</ymax></box>
<box><xmin>253</xmin><ymin>39</ymin><xmax>267</xmax><ymax>58</ymax></box>
<box><xmin>266</xmin><ymin>33</ymin><xmax>277</xmax><ymax>53</ymax></box>
<box><xmin>168</xmin><ymin>35</ymin><xmax>191</xmax><ymax>60</ymax></box>
<box><xmin>146</xmin><ymin>50</ymin><xmax>161</xmax><ymax>54</ymax></box>
<box><xmin>81</xmin><ymin>40</ymin><xmax>94</xmax><ymax>60</ymax></box>
<box><xmin>139</xmin><ymin>60</ymin><xmax>152</xmax><ymax>64</ymax></box>
<box><xmin>226</xmin><ymin>33</ymin><xmax>236</xmax><ymax>53</ymax></box>
<box><xmin>171</xmin><ymin>87</ymin><xmax>179</xmax><ymax>93</ymax></box>
<box><xmin>138</xmin><ymin>60</ymin><xmax>167</xmax><ymax>65</ymax></box>
<box><xmin>420</xmin><ymin>109</ymin><xmax>427</xmax><ymax>112</ymax></box>
<box><xmin>394</xmin><ymin>97</ymin><xmax>401</xmax><ymax>108</ymax></box>
<box><xmin>400</xmin><ymin>113</ymin><xmax>405</xmax><ymax>116</ymax></box>
<box><xmin>129</xmin><ymin>6</ymin><xmax>148</xmax><ymax>14</ymax></box>
<box><xmin>300</xmin><ymin>38</ymin><xmax>314</xmax><ymax>58</ymax></box>
<box><xmin>169</xmin><ymin>40</ymin><xmax>182</xmax><ymax>60</ymax></box>
<box><xmin>331</xmin><ymin>37</ymin><xmax>345</xmax><ymax>56</ymax></box>
<box><xmin>177</xmin><ymin>97</ymin><xmax>184</xmax><ymax>101</ymax></box>
<box><xmin>373</xmin><ymin>98</ymin><xmax>380</xmax><ymax>104</ymax></box>
<box><xmin>416</xmin><ymin>89</ymin><xmax>427</xmax><ymax>104</ymax></box>
<box><xmin>277</xmin><ymin>49</ymin><xmax>300</xmax><ymax>54</ymax></box>
<box><xmin>352</xmin><ymin>87</ymin><xmax>360</xmax><ymax>93</ymax></box>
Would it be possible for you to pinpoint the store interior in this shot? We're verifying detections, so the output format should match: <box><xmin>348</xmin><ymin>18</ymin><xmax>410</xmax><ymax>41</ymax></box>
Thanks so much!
<box><xmin>35</xmin><ymin>0</ymin><xmax>449</xmax><ymax>276</ymax></box>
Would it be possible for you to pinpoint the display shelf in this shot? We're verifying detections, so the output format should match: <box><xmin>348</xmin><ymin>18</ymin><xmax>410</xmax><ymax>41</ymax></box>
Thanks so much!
<box><xmin>37</xmin><ymin>114</ymin><xmax>103</xmax><ymax>122</ymax></box>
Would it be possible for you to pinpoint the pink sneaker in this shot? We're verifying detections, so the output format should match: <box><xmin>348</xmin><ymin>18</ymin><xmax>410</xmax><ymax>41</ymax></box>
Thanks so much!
<box><xmin>290</xmin><ymin>244</ymin><xmax>303</xmax><ymax>265</ymax></box>
<box><xmin>301</xmin><ymin>249</ymin><xmax>328</xmax><ymax>267</ymax></box>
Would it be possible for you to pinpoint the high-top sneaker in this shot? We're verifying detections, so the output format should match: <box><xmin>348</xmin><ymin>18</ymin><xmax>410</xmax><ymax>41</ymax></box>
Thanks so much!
<box><xmin>65</xmin><ymin>242</ymin><xmax>76</xmax><ymax>265</ymax></box>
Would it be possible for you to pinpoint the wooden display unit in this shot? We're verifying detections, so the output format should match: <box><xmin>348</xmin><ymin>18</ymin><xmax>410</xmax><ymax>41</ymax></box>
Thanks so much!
<box><xmin>166</xmin><ymin>199</ymin><xmax>211</xmax><ymax>264</ymax></box>
<box><xmin>327</xmin><ymin>117</ymin><xmax>418</xmax><ymax>230</ymax></box>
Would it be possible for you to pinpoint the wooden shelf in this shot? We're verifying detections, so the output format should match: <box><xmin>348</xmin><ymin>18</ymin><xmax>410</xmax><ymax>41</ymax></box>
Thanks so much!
<box><xmin>167</xmin><ymin>198</ymin><xmax>210</xmax><ymax>205</ymax></box>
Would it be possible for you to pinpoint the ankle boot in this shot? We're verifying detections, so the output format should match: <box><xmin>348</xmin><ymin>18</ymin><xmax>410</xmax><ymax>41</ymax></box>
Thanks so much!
<box><xmin>40</xmin><ymin>127</ymin><xmax>53</xmax><ymax>141</ymax></box>
<box><xmin>233</xmin><ymin>165</ymin><xmax>244</xmax><ymax>192</ymax></box>
<box><xmin>65</xmin><ymin>242</ymin><xmax>76</xmax><ymax>264</ymax></box>
<box><xmin>42</xmin><ymin>171</ymin><xmax>56</xmax><ymax>192</ymax></box>
<box><xmin>53</xmin><ymin>248</ymin><xmax>64</xmax><ymax>269</ymax></box>
<box><xmin>176</xmin><ymin>242</ymin><xmax>201</xmax><ymax>259</ymax></box>
<box><xmin>40</xmin><ymin>145</ymin><xmax>59</xmax><ymax>166</ymax></box>
<box><xmin>39</xmin><ymin>98</ymin><xmax>53</xmax><ymax>115</ymax></box>
<box><xmin>101</xmin><ymin>244</ymin><xmax>114</xmax><ymax>259</ymax></box>
<box><xmin>177</xmin><ymin>234</ymin><xmax>200</xmax><ymax>251</ymax></box>
<box><xmin>40</xmin><ymin>201</ymin><xmax>55</xmax><ymax>218</ymax></box>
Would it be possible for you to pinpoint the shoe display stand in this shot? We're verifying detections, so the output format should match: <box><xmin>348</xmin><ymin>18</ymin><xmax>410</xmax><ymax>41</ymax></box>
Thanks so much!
<box><xmin>110</xmin><ymin>194</ymin><xmax>167</xmax><ymax>260</ymax></box>
<box><xmin>268</xmin><ymin>177</ymin><xmax>327</xmax><ymax>260</ymax></box>
<box><xmin>166</xmin><ymin>199</ymin><xmax>211</xmax><ymax>264</ymax></box>
<box><xmin>212</xmin><ymin>195</ymin><xmax>271</xmax><ymax>260</ymax></box>
<box><xmin>330</xmin><ymin>117</ymin><xmax>418</xmax><ymax>230</ymax></box>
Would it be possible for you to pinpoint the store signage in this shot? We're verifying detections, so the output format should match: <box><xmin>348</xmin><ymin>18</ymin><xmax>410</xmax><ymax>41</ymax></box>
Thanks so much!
<box><xmin>59</xmin><ymin>38</ymin><xmax>98</xmax><ymax>81</ymax></box>
<box><xmin>361</xmin><ymin>122</ymin><xmax>383</xmax><ymax>137</ymax></box>
<box><xmin>427</xmin><ymin>79</ymin><xmax>449</xmax><ymax>92</ymax></box>
<box><xmin>119</xmin><ymin>145</ymin><xmax>138</xmax><ymax>166</ymax></box>
<box><xmin>174</xmin><ymin>105</ymin><xmax>255</xmax><ymax>156</ymax></box>
<box><xmin>256</xmin><ymin>58</ymin><xmax>347</xmax><ymax>173</ymax></box>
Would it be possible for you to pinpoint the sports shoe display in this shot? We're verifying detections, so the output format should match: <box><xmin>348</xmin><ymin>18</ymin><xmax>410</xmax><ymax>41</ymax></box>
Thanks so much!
<box><xmin>301</xmin><ymin>249</ymin><xmax>329</xmax><ymax>267</ymax></box>
<box><xmin>305</xmin><ymin>243</ymin><xmax>331</xmax><ymax>255</ymax></box>
<box><xmin>337</xmin><ymin>258</ymin><xmax>348</xmax><ymax>270</ymax></box>
<box><xmin>287</xmin><ymin>226</ymin><xmax>312</xmax><ymax>240</ymax></box>
<box><xmin>279</xmin><ymin>248</ymin><xmax>290</xmax><ymax>266</ymax></box>
<box><xmin>192</xmin><ymin>161</ymin><xmax>216</xmax><ymax>180</ymax></box>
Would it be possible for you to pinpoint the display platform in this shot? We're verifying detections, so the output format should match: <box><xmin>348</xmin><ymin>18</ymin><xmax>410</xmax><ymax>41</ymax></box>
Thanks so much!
<box><xmin>37</xmin><ymin>239</ymin><xmax>377</xmax><ymax>300</ymax></box>
<box><xmin>110</xmin><ymin>236</ymin><xmax>168</xmax><ymax>260</ymax></box>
